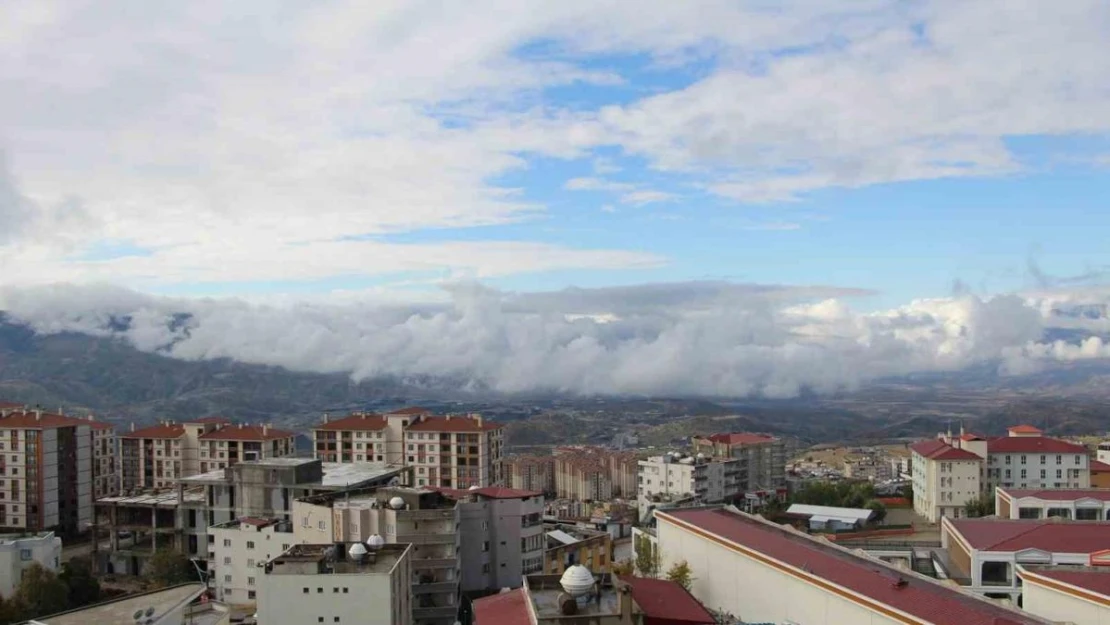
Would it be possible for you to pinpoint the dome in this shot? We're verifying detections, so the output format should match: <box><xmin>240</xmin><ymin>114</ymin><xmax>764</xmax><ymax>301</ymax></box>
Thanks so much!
<box><xmin>348</xmin><ymin>542</ymin><xmax>367</xmax><ymax>559</ymax></box>
<box><xmin>696</xmin><ymin>453</ymin><xmax>706</xmax><ymax>459</ymax></box>
<box><xmin>389</xmin><ymin>496</ymin><xmax>406</xmax><ymax>510</ymax></box>
<box><xmin>468</xmin><ymin>485</ymin><xmax>480</xmax><ymax>491</ymax></box>
<box><xmin>559</xmin><ymin>565</ymin><xmax>595</xmax><ymax>597</ymax></box>
<box><xmin>366</xmin><ymin>534</ymin><xmax>385</xmax><ymax>549</ymax></box>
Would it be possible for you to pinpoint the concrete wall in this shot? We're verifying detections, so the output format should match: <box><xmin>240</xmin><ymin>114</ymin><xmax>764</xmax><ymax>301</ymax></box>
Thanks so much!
<box><xmin>1022</xmin><ymin>577</ymin><xmax>1110</xmax><ymax>625</ymax></box>
<box><xmin>211</xmin><ymin>522</ymin><xmax>295</xmax><ymax>604</ymax></box>
<box><xmin>293</xmin><ymin>500</ymin><xmax>335</xmax><ymax>544</ymax></box>
<box><xmin>0</xmin><ymin>533</ymin><xmax>62</xmax><ymax>597</ymax></box>
<box><xmin>656</xmin><ymin>515</ymin><xmax>904</xmax><ymax>625</ymax></box>
<box><xmin>257</xmin><ymin>566</ymin><xmax>409</xmax><ymax>625</ymax></box>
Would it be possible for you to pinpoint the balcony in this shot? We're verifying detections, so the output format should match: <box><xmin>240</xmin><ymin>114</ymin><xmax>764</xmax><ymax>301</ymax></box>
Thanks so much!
<box><xmin>413</xmin><ymin>558</ymin><xmax>457</xmax><ymax>569</ymax></box>
<box><xmin>396</xmin><ymin>533</ymin><xmax>456</xmax><ymax>545</ymax></box>
<box><xmin>401</xmin><ymin>509</ymin><xmax>455</xmax><ymax>521</ymax></box>
<box><xmin>413</xmin><ymin>606</ymin><xmax>458</xmax><ymax>620</ymax></box>
<box><xmin>413</xmin><ymin>581</ymin><xmax>458</xmax><ymax>595</ymax></box>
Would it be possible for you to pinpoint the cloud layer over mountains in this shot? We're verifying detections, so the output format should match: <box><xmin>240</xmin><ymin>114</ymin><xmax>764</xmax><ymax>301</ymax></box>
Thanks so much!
<box><xmin>2</xmin><ymin>282</ymin><xmax>1108</xmax><ymax>398</ymax></box>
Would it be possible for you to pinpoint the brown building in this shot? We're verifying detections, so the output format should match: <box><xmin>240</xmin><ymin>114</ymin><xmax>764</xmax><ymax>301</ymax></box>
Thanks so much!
<box><xmin>693</xmin><ymin>432</ymin><xmax>786</xmax><ymax>490</ymax></box>
<box><xmin>506</xmin><ymin>455</ymin><xmax>556</xmax><ymax>494</ymax></box>
<box><xmin>549</xmin><ymin>446</ymin><xmax>639</xmax><ymax>502</ymax></box>
<box><xmin>543</xmin><ymin>522</ymin><xmax>613</xmax><ymax>575</ymax></box>
<box><xmin>1091</xmin><ymin>459</ymin><xmax>1110</xmax><ymax>488</ymax></box>
<box><xmin>311</xmin><ymin>407</ymin><xmax>505</xmax><ymax>489</ymax></box>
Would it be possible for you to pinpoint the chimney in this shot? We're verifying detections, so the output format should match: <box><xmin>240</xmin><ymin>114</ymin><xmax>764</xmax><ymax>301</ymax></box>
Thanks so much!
<box><xmin>263</xmin><ymin>425</ymin><xmax>269</xmax><ymax>436</ymax></box>
<box><xmin>239</xmin><ymin>423</ymin><xmax>244</xmax><ymax>429</ymax></box>
<box><xmin>475</xmin><ymin>415</ymin><xmax>483</xmax><ymax>427</ymax></box>
<box><xmin>323</xmin><ymin>413</ymin><xmax>330</xmax><ymax>424</ymax></box>
<box><xmin>35</xmin><ymin>410</ymin><xmax>41</xmax><ymax>421</ymax></box>
<box><xmin>445</xmin><ymin>414</ymin><xmax>452</xmax><ymax>421</ymax></box>
<box><xmin>130</xmin><ymin>422</ymin><xmax>136</xmax><ymax>432</ymax></box>
<box><xmin>87</xmin><ymin>415</ymin><xmax>94</xmax><ymax>422</ymax></box>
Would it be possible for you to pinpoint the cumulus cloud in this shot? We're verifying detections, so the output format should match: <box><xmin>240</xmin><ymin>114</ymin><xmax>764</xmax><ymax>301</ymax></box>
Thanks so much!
<box><xmin>3</xmin><ymin>281</ymin><xmax>1108</xmax><ymax>398</ymax></box>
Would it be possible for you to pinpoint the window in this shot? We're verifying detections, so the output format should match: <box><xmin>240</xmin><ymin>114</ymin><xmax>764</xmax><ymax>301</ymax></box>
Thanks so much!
<box><xmin>343</xmin><ymin>588</ymin><xmax>348</xmax><ymax>593</ymax></box>
<box><xmin>248</xmin><ymin>591</ymin><xmax>256</xmax><ymax>600</ymax></box>
<box><xmin>1057</xmin><ymin>469</ymin><xmax>1063</xmax><ymax>479</ymax></box>
<box><xmin>224</xmin><ymin>575</ymin><xmax>232</xmax><ymax>583</ymax></box>
<box><xmin>1076</xmin><ymin>456</ymin><xmax>1083</xmax><ymax>465</ymax></box>
<box><xmin>248</xmin><ymin>577</ymin><xmax>255</xmax><ymax>586</ymax></box>
<box><xmin>247</xmin><ymin>559</ymin><xmax>254</xmax><ymax>567</ymax></box>
<box><xmin>247</xmin><ymin>541</ymin><xmax>255</xmax><ymax>549</ymax></box>
<box><xmin>334</xmin><ymin>587</ymin><xmax>339</xmax><ymax>593</ymax></box>
<box><xmin>318</xmin><ymin>521</ymin><xmax>325</xmax><ymax>530</ymax></box>
<box><xmin>223</xmin><ymin>539</ymin><xmax>231</xmax><ymax>547</ymax></box>
<box><xmin>224</xmin><ymin>557</ymin><xmax>231</xmax><ymax>565</ymax></box>
<box><xmin>1021</xmin><ymin>469</ymin><xmax>1027</xmax><ymax>479</ymax></box>
<box><xmin>1005</xmin><ymin>455</ymin><xmax>1011</xmax><ymax>465</ymax></box>
<box><xmin>1021</xmin><ymin>455</ymin><xmax>1027</xmax><ymax>465</ymax></box>
<box><xmin>303</xmin><ymin>588</ymin><xmax>309</xmax><ymax>594</ymax></box>
<box><xmin>482</xmin><ymin>541</ymin><xmax>490</xmax><ymax>551</ymax></box>
<box><xmin>317</xmin><ymin>588</ymin><xmax>323</xmax><ymax>593</ymax></box>
<box><xmin>19</xmin><ymin>549</ymin><xmax>31</xmax><ymax>561</ymax></box>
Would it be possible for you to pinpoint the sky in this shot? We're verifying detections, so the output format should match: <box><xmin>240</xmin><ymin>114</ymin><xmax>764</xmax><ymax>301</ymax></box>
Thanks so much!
<box><xmin>1</xmin><ymin>1</ymin><xmax>1110</xmax><ymax>397</ymax></box>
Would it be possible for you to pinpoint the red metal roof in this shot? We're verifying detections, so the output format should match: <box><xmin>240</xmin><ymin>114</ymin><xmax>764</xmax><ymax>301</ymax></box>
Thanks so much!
<box><xmin>387</xmin><ymin>406</ymin><xmax>433</xmax><ymax>415</ymax></box>
<box><xmin>1093</xmin><ymin>460</ymin><xmax>1110</xmax><ymax>473</ymax></box>
<box><xmin>405</xmin><ymin>415</ymin><xmax>502</xmax><ymax>432</ymax></box>
<box><xmin>239</xmin><ymin>517</ymin><xmax>279</xmax><ymax>528</ymax></box>
<box><xmin>313</xmin><ymin>414</ymin><xmax>388</xmax><ymax>432</ymax></box>
<box><xmin>0</xmin><ymin>410</ymin><xmax>104</xmax><ymax>430</ymax></box>
<box><xmin>618</xmin><ymin>575</ymin><xmax>716</xmax><ymax>624</ymax></box>
<box><xmin>700</xmin><ymin>432</ymin><xmax>775</xmax><ymax>445</ymax></box>
<box><xmin>121</xmin><ymin>423</ymin><xmax>187</xmax><ymax>439</ymax></box>
<box><xmin>473</xmin><ymin>588</ymin><xmax>530</xmax><ymax>625</ymax></box>
<box><xmin>1008</xmin><ymin>425</ymin><xmax>1043</xmax><ymax>434</ymax></box>
<box><xmin>987</xmin><ymin>436</ymin><xmax>1087</xmax><ymax>454</ymax></box>
<box><xmin>189</xmin><ymin>416</ymin><xmax>232</xmax><ymax>425</ymax></box>
<box><xmin>87</xmin><ymin>419</ymin><xmax>115</xmax><ymax>431</ymax></box>
<box><xmin>200</xmin><ymin>424</ymin><xmax>296</xmax><ymax>441</ymax></box>
<box><xmin>959</xmin><ymin>433</ymin><xmax>986</xmax><ymax>441</ymax></box>
<box><xmin>1021</xmin><ymin>567</ymin><xmax>1110</xmax><ymax>598</ymax></box>
<box><xmin>999</xmin><ymin>487</ymin><xmax>1110</xmax><ymax>502</ymax></box>
<box><xmin>947</xmin><ymin>518</ymin><xmax>1110</xmax><ymax>553</ymax></box>
<box><xmin>659</xmin><ymin>507</ymin><xmax>1045</xmax><ymax>625</ymax></box>
<box><xmin>909</xmin><ymin>439</ymin><xmax>981</xmax><ymax>461</ymax></box>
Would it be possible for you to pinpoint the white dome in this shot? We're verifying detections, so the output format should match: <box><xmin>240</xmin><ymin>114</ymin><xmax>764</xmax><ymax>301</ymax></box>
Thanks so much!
<box><xmin>389</xmin><ymin>496</ymin><xmax>406</xmax><ymax>510</ymax></box>
<box><xmin>559</xmin><ymin>565</ymin><xmax>595</xmax><ymax>597</ymax></box>
<box><xmin>366</xmin><ymin>534</ymin><xmax>385</xmax><ymax>549</ymax></box>
<box><xmin>468</xmin><ymin>485</ymin><xmax>480</xmax><ymax>491</ymax></box>
<box><xmin>348</xmin><ymin>543</ymin><xmax>367</xmax><ymax>559</ymax></box>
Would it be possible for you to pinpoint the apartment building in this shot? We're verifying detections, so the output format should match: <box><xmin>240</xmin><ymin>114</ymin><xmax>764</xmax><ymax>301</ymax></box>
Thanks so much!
<box><xmin>257</xmin><ymin>542</ymin><xmax>413</xmax><ymax>625</ymax></box>
<box><xmin>543</xmin><ymin>522</ymin><xmax>612</xmax><ymax>576</ymax></box>
<box><xmin>654</xmin><ymin>506</ymin><xmax>1049</xmax><ymax>625</ymax></box>
<box><xmin>121</xmin><ymin>418</ymin><xmax>297</xmax><ymax>490</ymax></box>
<box><xmin>312</xmin><ymin>408</ymin><xmax>505</xmax><ymax>489</ymax></box>
<box><xmin>547</xmin><ymin>447</ymin><xmax>639</xmax><ymax>502</ymax></box>
<box><xmin>0</xmin><ymin>531</ymin><xmax>62</xmax><ymax>597</ymax></box>
<box><xmin>209</xmin><ymin>517</ymin><xmax>294</xmax><ymax>604</ymax></box>
<box><xmin>996</xmin><ymin>487</ymin><xmax>1110</xmax><ymax>520</ymax></box>
<box><xmin>941</xmin><ymin>516</ymin><xmax>1110</xmax><ymax>603</ymax></box>
<box><xmin>0</xmin><ymin>409</ymin><xmax>93</xmax><ymax>535</ymax></box>
<box><xmin>692</xmin><ymin>432</ymin><xmax>786</xmax><ymax>490</ymax></box>
<box><xmin>637</xmin><ymin>453</ymin><xmax>742</xmax><ymax>506</ymax></box>
<box><xmin>978</xmin><ymin>425</ymin><xmax>1090</xmax><ymax>492</ymax></box>
<box><xmin>87</xmin><ymin>417</ymin><xmax>118</xmax><ymax>500</ymax></box>
<box><xmin>505</xmin><ymin>455</ymin><xmax>556</xmax><ymax>494</ymax></box>
<box><xmin>909</xmin><ymin>438</ymin><xmax>982</xmax><ymax>523</ymax></box>
<box><xmin>1092</xmin><ymin>460</ymin><xmax>1110</xmax><ymax>488</ymax></box>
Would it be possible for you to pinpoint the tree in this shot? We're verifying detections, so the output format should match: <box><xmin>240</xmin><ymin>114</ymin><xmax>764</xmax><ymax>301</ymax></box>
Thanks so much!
<box><xmin>899</xmin><ymin>483</ymin><xmax>914</xmax><ymax>505</ymax></box>
<box><xmin>865</xmin><ymin>499</ymin><xmax>888</xmax><ymax>524</ymax></box>
<box><xmin>664</xmin><ymin>560</ymin><xmax>695</xmax><ymax>591</ymax></box>
<box><xmin>14</xmin><ymin>563</ymin><xmax>69</xmax><ymax>620</ymax></box>
<box><xmin>633</xmin><ymin>534</ymin><xmax>661</xmax><ymax>578</ymax></box>
<box><xmin>59</xmin><ymin>556</ymin><xmax>101</xmax><ymax>608</ymax></box>
<box><xmin>610</xmin><ymin>559</ymin><xmax>634</xmax><ymax>576</ymax></box>
<box><xmin>964</xmin><ymin>494</ymin><xmax>995</xmax><ymax>518</ymax></box>
<box><xmin>0</xmin><ymin>595</ymin><xmax>26</xmax><ymax>625</ymax></box>
<box><xmin>146</xmin><ymin>549</ymin><xmax>195</xmax><ymax>588</ymax></box>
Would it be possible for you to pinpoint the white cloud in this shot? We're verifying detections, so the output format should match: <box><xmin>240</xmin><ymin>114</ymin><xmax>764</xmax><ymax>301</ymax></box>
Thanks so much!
<box><xmin>564</xmin><ymin>177</ymin><xmax>635</xmax><ymax>192</ymax></box>
<box><xmin>2</xmin><ymin>281</ymin><xmax>1107</xmax><ymax>397</ymax></box>
<box><xmin>620</xmin><ymin>190</ymin><xmax>677</xmax><ymax>206</ymax></box>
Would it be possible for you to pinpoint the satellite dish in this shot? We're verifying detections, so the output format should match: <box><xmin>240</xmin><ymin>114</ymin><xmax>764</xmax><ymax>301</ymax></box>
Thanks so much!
<box><xmin>133</xmin><ymin>609</ymin><xmax>144</xmax><ymax>621</ymax></box>
<box><xmin>145</xmin><ymin>607</ymin><xmax>155</xmax><ymax>617</ymax></box>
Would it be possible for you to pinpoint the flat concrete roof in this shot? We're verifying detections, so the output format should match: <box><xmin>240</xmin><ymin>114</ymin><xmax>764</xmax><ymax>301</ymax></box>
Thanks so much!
<box><xmin>96</xmin><ymin>490</ymin><xmax>206</xmax><ymax>507</ymax></box>
<box><xmin>34</xmin><ymin>583</ymin><xmax>205</xmax><ymax>625</ymax></box>
<box><xmin>178</xmin><ymin>462</ymin><xmax>403</xmax><ymax>490</ymax></box>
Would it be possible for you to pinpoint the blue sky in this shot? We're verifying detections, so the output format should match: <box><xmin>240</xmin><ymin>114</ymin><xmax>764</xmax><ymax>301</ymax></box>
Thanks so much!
<box><xmin>2</xmin><ymin>0</ymin><xmax>1109</xmax><ymax>314</ymax></box>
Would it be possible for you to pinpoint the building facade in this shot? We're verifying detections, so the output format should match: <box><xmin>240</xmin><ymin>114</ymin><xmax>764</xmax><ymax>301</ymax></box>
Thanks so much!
<box><xmin>909</xmin><ymin>439</ymin><xmax>982</xmax><ymax>523</ymax></box>
<box><xmin>0</xmin><ymin>531</ymin><xmax>62</xmax><ymax>598</ymax></box>
<box><xmin>637</xmin><ymin>453</ymin><xmax>741</xmax><ymax>505</ymax></box>
<box><xmin>209</xmin><ymin>517</ymin><xmax>294</xmax><ymax>604</ymax></box>
<box><xmin>548</xmin><ymin>447</ymin><xmax>638</xmax><ymax>502</ymax></box>
<box><xmin>543</xmin><ymin>522</ymin><xmax>612</xmax><ymax>576</ymax></box>
<box><xmin>257</xmin><ymin>543</ymin><xmax>413</xmax><ymax>625</ymax></box>
<box><xmin>691</xmin><ymin>433</ymin><xmax>785</xmax><ymax>490</ymax></box>
<box><xmin>312</xmin><ymin>408</ymin><xmax>505</xmax><ymax>489</ymax></box>
<box><xmin>1017</xmin><ymin>566</ymin><xmax>1110</xmax><ymax>625</ymax></box>
<box><xmin>981</xmin><ymin>425</ymin><xmax>1090</xmax><ymax>492</ymax></box>
<box><xmin>505</xmin><ymin>455</ymin><xmax>556</xmax><ymax>494</ymax></box>
<box><xmin>995</xmin><ymin>487</ymin><xmax>1110</xmax><ymax>520</ymax></box>
<box><xmin>452</xmin><ymin>487</ymin><xmax>545</xmax><ymax>592</ymax></box>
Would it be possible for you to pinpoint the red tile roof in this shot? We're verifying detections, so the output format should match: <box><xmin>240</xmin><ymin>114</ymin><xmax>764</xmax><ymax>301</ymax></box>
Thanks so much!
<box><xmin>1093</xmin><ymin>460</ymin><xmax>1110</xmax><ymax>473</ymax></box>
<box><xmin>946</xmin><ymin>518</ymin><xmax>1110</xmax><ymax>553</ymax></box>
<box><xmin>618</xmin><ymin>576</ymin><xmax>716</xmax><ymax>624</ymax></box>
<box><xmin>121</xmin><ymin>423</ymin><xmax>187</xmax><ymax>439</ymax></box>
<box><xmin>87</xmin><ymin>419</ymin><xmax>115</xmax><ymax>431</ymax></box>
<box><xmin>700</xmin><ymin>433</ymin><xmax>775</xmax><ymax>445</ymax></box>
<box><xmin>999</xmin><ymin>487</ymin><xmax>1110</xmax><ymax>502</ymax></box>
<box><xmin>313</xmin><ymin>413</ymin><xmax>388</xmax><ymax>432</ymax></box>
<box><xmin>387</xmin><ymin>406</ymin><xmax>433</xmax><ymax>415</ymax></box>
<box><xmin>1008</xmin><ymin>425</ymin><xmax>1043</xmax><ymax>434</ymax></box>
<box><xmin>909</xmin><ymin>439</ymin><xmax>982</xmax><ymax>461</ymax></box>
<box><xmin>405</xmin><ymin>415</ymin><xmax>502</xmax><ymax>432</ymax></box>
<box><xmin>200</xmin><ymin>424</ymin><xmax>295</xmax><ymax>441</ymax></box>
<box><xmin>0</xmin><ymin>410</ymin><xmax>101</xmax><ymax>430</ymax></box>
<box><xmin>1020</xmin><ymin>567</ymin><xmax>1110</xmax><ymax>599</ymax></box>
<box><xmin>473</xmin><ymin>588</ymin><xmax>530</xmax><ymax>625</ymax></box>
<box><xmin>189</xmin><ymin>416</ymin><xmax>232</xmax><ymax>425</ymax></box>
<box><xmin>0</xmin><ymin>402</ymin><xmax>25</xmax><ymax>410</ymax></box>
<box><xmin>987</xmin><ymin>436</ymin><xmax>1087</xmax><ymax>454</ymax></box>
<box><xmin>659</xmin><ymin>507</ymin><xmax>1045</xmax><ymax>625</ymax></box>
<box><xmin>959</xmin><ymin>433</ymin><xmax>986</xmax><ymax>441</ymax></box>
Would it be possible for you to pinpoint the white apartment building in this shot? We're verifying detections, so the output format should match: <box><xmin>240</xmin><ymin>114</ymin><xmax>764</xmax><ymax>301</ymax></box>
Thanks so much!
<box><xmin>0</xmin><ymin>531</ymin><xmax>62</xmax><ymax>597</ymax></box>
<box><xmin>209</xmin><ymin>517</ymin><xmax>295</xmax><ymax>604</ymax></box>
<box><xmin>257</xmin><ymin>542</ymin><xmax>413</xmax><ymax>625</ymax></box>
<box><xmin>637</xmin><ymin>453</ymin><xmax>741</xmax><ymax>505</ymax></box>
<box><xmin>909</xmin><ymin>439</ymin><xmax>982</xmax><ymax>523</ymax></box>
<box><xmin>312</xmin><ymin>408</ymin><xmax>505</xmax><ymax>489</ymax></box>
<box><xmin>980</xmin><ymin>425</ymin><xmax>1090</xmax><ymax>492</ymax></box>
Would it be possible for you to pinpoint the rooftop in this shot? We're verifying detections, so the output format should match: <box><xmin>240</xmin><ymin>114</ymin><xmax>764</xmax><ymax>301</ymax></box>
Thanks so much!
<box><xmin>314</xmin><ymin>413</ymin><xmax>389</xmax><ymax>432</ymax></box>
<box><xmin>1018</xmin><ymin>565</ymin><xmax>1110</xmax><ymax>599</ymax></box>
<box><xmin>266</xmin><ymin>543</ymin><xmax>408</xmax><ymax>576</ymax></box>
<box><xmin>658</xmin><ymin>507</ymin><xmax>1047</xmax><ymax>625</ymax></box>
<box><xmin>405</xmin><ymin>413</ymin><xmax>502</xmax><ymax>432</ymax></box>
<box><xmin>0</xmin><ymin>531</ymin><xmax>56</xmax><ymax>543</ymax></box>
<box><xmin>785</xmin><ymin>504</ymin><xmax>876</xmax><ymax>523</ymax></box>
<box><xmin>30</xmin><ymin>582</ymin><xmax>206</xmax><ymax>625</ymax></box>
<box><xmin>199</xmin><ymin>423</ymin><xmax>296</xmax><ymax>441</ymax></box>
<box><xmin>525</xmin><ymin>573</ymin><xmax>626</xmax><ymax>621</ymax></box>
<box><xmin>987</xmin><ymin>436</ymin><xmax>1087</xmax><ymax>454</ymax></box>
<box><xmin>998</xmin><ymin>487</ymin><xmax>1110</xmax><ymax>502</ymax></box>
<box><xmin>121</xmin><ymin>422</ymin><xmax>186</xmax><ymax>439</ymax></box>
<box><xmin>698</xmin><ymin>432</ymin><xmax>776</xmax><ymax>445</ymax></box>
<box><xmin>0</xmin><ymin>409</ymin><xmax>103</xmax><ymax>431</ymax></box>
<box><xmin>473</xmin><ymin>588</ymin><xmax>531</xmax><ymax>625</ymax></box>
<box><xmin>909</xmin><ymin>439</ymin><xmax>982</xmax><ymax>461</ymax></box>
<box><xmin>177</xmin><ymin>459</ymin><xmax>405</xmax><ymax>490</ymax></box>
<box><xmin>433</xmin><ymin>486</ymin><xmax>543</xmax><ymax>500</ymax></box>
<box><xmin>1093</xmin><ymin>460</ymin><xmax>1110</xmax><ymax>472</ymax></box>
<box><xmin>1008</xmin><ymin>425</ymin><xmax>1044</xmax><ymax>434</ymax></box>
<box><xmin>946</xmin><ymin>518</ymin><xmax>1110</xmax><ymax>553</ymax></box>
<box><xmin>618</xmin><ymin>575</ymin><xmax>716</xmax><ymax>625</ymax></box>
<box><xmin>97</xmin><ymin>489</ymin><xmax>206</xmax><ymax>507</ymax></box>
<box><xmin>387</xmin><ymin>406</ymin><xmax>432</xmax><ymax>415</ymax></box>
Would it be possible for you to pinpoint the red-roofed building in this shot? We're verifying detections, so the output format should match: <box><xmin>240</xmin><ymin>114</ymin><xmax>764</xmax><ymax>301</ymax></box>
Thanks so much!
<box><xmin>692</xmin><ymin>432</ymin><xmax>786</xmax><ymax>491</ymax></box>
<box><xmin>942</xmin><ymin>516</ymin><xmax>1110</xmax><ymax>602</ymax></box>
<box><xmin>996</xmin><ymin>486</ymin><xmax>1110</xmax><ymax>521</ymax></box>
<box><xmin>909</xmin><ymin>438</ymin><xmax>983</xmax><ymax>523</ymax></box>
<box><xmin>0</xmin><ymin>406</ymin><xmax>119</xmax><ymax>533</ymax></box>
<box><xmin>1018</xmin><ymin>565</ymin><xmax>1110</xmax><ymax>623</ymax></box>
<box><xmin>311</xmin><ymin>408</ymin><xmax>505</xmax><ymax>489</ymax></box>
<box><xmin>1008</xmin><ymin>424</ymin><xmax>1044</xmax><ymax>436</ymax></box>
<box><xmin>121</xmin><ymin>417</ymin><xmax>297</xmax><ymax>489</ymax></box>
<box><xmin>982</xmin><ymin>429</ymin><xmax>1090</xmax><ymax>492</ymax></box>
<box><xmin>618</xmin><ymin>575</ymin><xmax>716</xmax><ymax>624</ymax></box>
<box><xmin>1092</xmin><ymin>459</ymin><xmax>1110</xmax><ymax>489</ymax></box>
<box><xmin>473</xmin><ymin>588</ymin><xmax>532</xmax><ymax>625</ymax></box>
<box><xmin>655</xmin><ymin>506</ymin><xmax>1047</xmax><ymax>625</ymax></box>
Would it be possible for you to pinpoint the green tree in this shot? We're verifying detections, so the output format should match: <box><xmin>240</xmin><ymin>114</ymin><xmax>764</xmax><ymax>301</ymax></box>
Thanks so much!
<box><xmin>964</xmin><ymin>494</ymin><xmax>996</xmax><ymax>518</ymax></box>
<box><xmin>14</xmin><ymin>563</ymin><xmax>69</xmax><ymax>620</ymax></box>
<box><xmin>633</xmin><ymin>534</ymin><xmax>660</xmax><ymax>578</ymax></box>
<box><xmin>146</xmin><ymin>549</ymin><xmax>195</xmax><ymax>588</ymax></box>
<box><xmin>664</xmin><ymin>560</ymin><xmax>695</xmax><ymax>591</ymax></box>
<box><xmin>58</xmin><ymin>556</ymin><xmax>101</xmax><ymax>608</ymax></box>
<box><xmin>865</xmin><ymin>500</ymin><xmax>888</xmax><ymax>524</ymax></box>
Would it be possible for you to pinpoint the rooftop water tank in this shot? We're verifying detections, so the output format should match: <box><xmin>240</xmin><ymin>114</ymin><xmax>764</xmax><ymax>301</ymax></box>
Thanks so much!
<box><xmin>559</xmin><ymin>565</ymin><xmax>595</xmax><ymax>598</ymax></box>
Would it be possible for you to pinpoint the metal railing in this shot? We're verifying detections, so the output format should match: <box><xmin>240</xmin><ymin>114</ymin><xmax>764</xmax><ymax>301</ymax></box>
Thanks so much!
<box><xmin>396</xmin><ymin>533</ymin><xmax>456</xmax><ymax>545</ymax></box>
